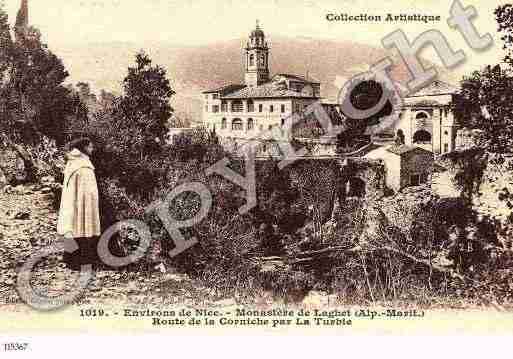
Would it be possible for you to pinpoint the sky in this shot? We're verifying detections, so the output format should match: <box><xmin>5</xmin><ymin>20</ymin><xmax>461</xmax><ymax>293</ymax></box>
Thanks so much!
<box><xmin>3</xmin><ymin>0</ymin><xmax>509</xmax><ymax>78</ymax></box>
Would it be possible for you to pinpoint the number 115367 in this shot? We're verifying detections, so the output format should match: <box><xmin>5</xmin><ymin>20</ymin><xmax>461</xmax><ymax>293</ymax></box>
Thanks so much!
<box><xmin>3</xmin><ymin>343</ymin><xmax>29</xmax><ymax>351</ymax></box>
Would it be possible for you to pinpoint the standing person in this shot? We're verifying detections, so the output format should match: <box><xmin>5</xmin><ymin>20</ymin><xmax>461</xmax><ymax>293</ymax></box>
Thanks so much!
<box><xmin>57</xmin><ymin>137</ymin><xmax>101</xmax><ymax>270</ymax></box>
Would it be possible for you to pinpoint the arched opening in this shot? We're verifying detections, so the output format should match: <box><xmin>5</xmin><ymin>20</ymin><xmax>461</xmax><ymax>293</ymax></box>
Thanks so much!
<box><xmin>247</xmin><ymin>118</ymin><xmax>254</xmax><ymax>131</ymax></box>
<box><xmin>347</xmin><ymin>177</ymin><xmax>366</xmax><ymax>198</ymax></box>
<box><xmin>249</xmin><ymin>54</ymin><xmax>255</xmax><ymax>67</ymax></box>
<box><xmin>232</xmin><ymin>118</ymin><xmax>243</xmax><ymax>131</ymax></box>
<box><xmin>416</xmin><ymin>112</ymin><xmax>429</xmax><ymax>120</ymax></box>
<box><xmin>413</xmin><ymin>130</ymin><xmax>432</xmax><ymax>144</ymax></box>
<box><xmin>415</xmin><ymin>111</ymin><xmax>430</xmax><ymax>129</ymax></box>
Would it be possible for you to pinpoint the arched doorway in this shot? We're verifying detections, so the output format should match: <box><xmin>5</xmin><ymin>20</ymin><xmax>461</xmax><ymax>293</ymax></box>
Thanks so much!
<box><xmin>413</xmin><ymin>129</ymin><xmax>432</xmax><ymax>144</ymax></box>
<box><xmin>247</xmin><ymin>118</ymin><xmax>254</xmax><ymax>131</ymax></box>
<box><xmin>232</xmin><ymin>118</ymin><xmax>243</xmax><ymax>131</ymax></box>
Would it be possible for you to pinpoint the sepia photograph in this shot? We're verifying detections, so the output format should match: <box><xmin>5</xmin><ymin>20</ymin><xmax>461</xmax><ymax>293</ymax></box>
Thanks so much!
<box><xmin>0</xmin><ymin>0</ymin><xmax>513</xmax><ymax>355</ymax></box>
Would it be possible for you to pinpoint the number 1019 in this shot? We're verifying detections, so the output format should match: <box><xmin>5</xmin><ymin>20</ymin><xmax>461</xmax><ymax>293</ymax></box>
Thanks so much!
<box><xmin>80</xmin><ymin>309</ymin><xmax>106</xmax><ymax>317</ymax></box>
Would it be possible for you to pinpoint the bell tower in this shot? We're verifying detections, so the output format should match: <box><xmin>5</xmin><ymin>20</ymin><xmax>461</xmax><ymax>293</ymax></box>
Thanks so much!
<box><xmin>245</xmin><ymin>20</ymin><xmax>269</xmax><ymax>87</ymax></box>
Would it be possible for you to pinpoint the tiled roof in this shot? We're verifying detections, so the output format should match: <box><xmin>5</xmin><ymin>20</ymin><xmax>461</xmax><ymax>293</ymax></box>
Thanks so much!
<box><xmin>222</xmin><ymin>81</ymin><xmax>320</xmax><ymax>99</ymax></box>
<box><xmin>386</xmin><ymin>145</ymin><xmax>433</xmax><ymax>155</ymax></box>
<box><xmin>273</xmin><ymin>73</ymin><xmax>321</xmax><ymax>84</ymax></box>
<box><xmin>202</xmin><ymin>84</ymin><xmax>245</xmax><ymax>94</ymax></box>
<box><xmin>407</xmin><ymin>80</ymin><xmax>459</xmax><ymax>97</ymax></box>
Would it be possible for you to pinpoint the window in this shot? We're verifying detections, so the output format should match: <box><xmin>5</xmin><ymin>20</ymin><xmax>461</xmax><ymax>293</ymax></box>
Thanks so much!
<box><xmin>268</xmin><ymin>125</ymin><xmax>273</xmax><ymax>130</ymax></box>
<box><xmin>259</xmin><ymin>53</ymin><xmax>265</xmax><ymax>66</ymax></box>
<box><xmin>205</xmin><ymin>94</ymin><xmax>208</xmax><ymax>99</ymax></box>
<box><xmin>295</xmin><ymin>104</ymin><xmax>301</xmax><ymax>112</ymax></box>
<box><xmin>231</xmin><ymin>100</ymin><xmax>243</xmax><ymax>112</ymax></box>
<box><xmin>247</xmin><ymin>118</ymin><xmax>254</xmax><ymax>131</ymax></box>
<box><xmin>212</xmin><ymin>105</ymin><xmax>219</xmax><ymax>113</ymax></box>
<box><xmin>232</xmin><ymin>118</ymin><xmax>243</xmax><ymax>131</ymax></box>
<box><xmin>221</xmin><ymin>100</ymin><xmax>227</xmax><ymax>112</ymax></box>
<box><xmin>212</xmin><ymin>94</ymin><xmax>219</xmax><ymax>99</ymax></box>
<box><xmin>415</xmin><ymin>111</ymin><xmax>429</xmax><ymax>127</ymax></box>
<box><xmin>247</xmin><ymin>100</ymin><xmax>254</xmax><ymax>112</ymax></box>
<box><xmin>270</xmin><ymin>105</ymin><xmax>274</xmax><ymax>113</ymax></box>
<box><xmin>413</xmin><ymin>130</ymin><xmax>431</xmax><ymax>144</ymax></box>
<box><xmin>259</xmin><ymin>104</ymin><xmax>263</xmax><ymax>112</ymax></box>
<box><xmin>281</xmin><ymin>104</ymin><xmax>285</xmax><ymax>113</ymax></box>
<box><xmin>249</xmin><ymin>54</ymin><xmax>255</xmax><ymax>67</ymax></box>
<box><xmin>444</xmin><ymin>143</ymin><xmax>449</xmax><ymax>153</ymax></box>
<box><xmin>410</xmin><ymin>175</ymin><xmax>420</xmax><ymax>186</ymax></box>
<box><xmin>281</xmin><ymin>118</ymin><xmax>285</xmax><ymax>127</ymax></box>
<box><xmin>221</xmin><ymin>118</ymin><xmax>227</xmax><ymax>129</ymax></box>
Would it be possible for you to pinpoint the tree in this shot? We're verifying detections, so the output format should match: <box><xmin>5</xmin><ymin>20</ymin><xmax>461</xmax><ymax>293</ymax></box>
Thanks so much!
<box><xmin>0</xmin><ymin>2</ymin><xmax>12</xmax><ymax>77</ymax></box>
<box><xmin>450</xmin><ymin>6</ymin><xmax>513</xmax><ymax>153</ymax></box>
<box><xmin>116</xmin><ymin>51</ymin><xmax>175</xmax><ymax>157</ymax></box>
<box><xmin>453</xmin><ymin>65</ymin><xmax>513</xmax><ymax>153</ymax></box>
<box><xmin>0</xmin><ymin>2</ymin><xmax>74</xmax><ymax>146</ymax></box>
<box><xmin>496</xmin><ymin>4</ymin><xmax>513</xmax><ymax>66</ymax></box>
<box><xmin>0</xmin><ymin>3</ymin><xmax>15</xmax><ymax>137</ymax></box>
<box><xmin>251</xmin><ymin>160</ymin><xmax>306</xmax><ymax>255</ymax></box>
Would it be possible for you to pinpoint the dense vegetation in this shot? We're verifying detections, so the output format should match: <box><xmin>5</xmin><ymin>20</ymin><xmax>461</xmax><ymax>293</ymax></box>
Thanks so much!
<box><xmin>1</xmin><ymin>3</ymin><xmax>513</xmax><ymax>307</ymax></box>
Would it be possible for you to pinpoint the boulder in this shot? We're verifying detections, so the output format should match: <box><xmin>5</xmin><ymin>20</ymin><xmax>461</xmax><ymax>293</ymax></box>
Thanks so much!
<box><xmin>13</xmin><ymin>185</ymin><xmax>27</xmax><ymax>195</ymax></box>
<box><xmin>0</xmin><ymin>148</ymin><xmax>27</xmax><ymax>184</ymax></box>
<box><xmin>213</xmin><ymin>298</ymin><xmax>237</xmax><ymax>307</ymax></box>
<box><xmin>40</xmin><ymin>175</ymin><xmax>56</xmax><ymax>186</ymax></box>
<box><xmin>302</xmin><ymin>290</ymin><xmax>329</xmax><ymax>307</ymax></box>
<box><xmin>13</xmin><ymin>209</ymin><xmax>30</xmax><ymax>220</ymax></box>
<box><xmin>39</xmin><ymin>187</ymin><xmax>53</xmax><ymax>194</ymax></box>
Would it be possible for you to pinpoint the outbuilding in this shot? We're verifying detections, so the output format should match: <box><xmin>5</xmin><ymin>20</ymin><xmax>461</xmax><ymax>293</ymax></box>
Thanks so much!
<box><xmin>364</xmin><ymin>145</ymin><xmax>434</xmax><ymax>192</ymax></box>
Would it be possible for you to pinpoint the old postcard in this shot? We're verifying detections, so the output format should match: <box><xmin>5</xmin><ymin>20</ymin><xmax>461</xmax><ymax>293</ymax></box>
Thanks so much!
<box><xmin>1</xmin><ymin>0</ymin><xmax>513</xmax><ymax>354</ymax></box>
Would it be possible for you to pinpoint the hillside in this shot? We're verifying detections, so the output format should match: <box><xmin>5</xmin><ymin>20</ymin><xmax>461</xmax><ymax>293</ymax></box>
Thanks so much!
<box><xmin>51</xmin><ymin>36</ymin><xmax>458</xmax><ymax>124</ymax></box>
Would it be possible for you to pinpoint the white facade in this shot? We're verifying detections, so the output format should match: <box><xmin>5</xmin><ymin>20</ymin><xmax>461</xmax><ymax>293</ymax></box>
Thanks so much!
<box><xmin>392</xmin><ymin>81</ymin><xmax>459</xmax><ymax>155</ymax></box>
<box><xmin>202</xmin><ymin>22</ymin><xmax>321</xmax><ymax>140</ymax></box>
<box><xmin>203</xmin><ymin>95</ymin><xmax>320</xmax><ymax>139</ymax></box>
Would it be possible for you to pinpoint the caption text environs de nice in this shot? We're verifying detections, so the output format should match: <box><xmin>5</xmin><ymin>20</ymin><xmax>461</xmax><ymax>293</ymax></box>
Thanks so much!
<box><xmin>326</xmin><ymin>13</ymin><xmax>442</xmax><ymax>24</ymax></box>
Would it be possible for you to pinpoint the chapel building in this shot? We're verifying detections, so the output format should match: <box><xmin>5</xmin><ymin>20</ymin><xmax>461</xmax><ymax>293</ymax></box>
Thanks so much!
<box><xmin>391</xmin><ymin>80</ymin><xmax>460</xmax><ymax>155</ymax></box>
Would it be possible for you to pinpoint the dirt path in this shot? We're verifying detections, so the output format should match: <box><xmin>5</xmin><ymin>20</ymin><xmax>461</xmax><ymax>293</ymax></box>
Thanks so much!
<box><xmin>0</xmin><ymin>186</ymin><xmax>213</xmax><ymax>310</ymax></box>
